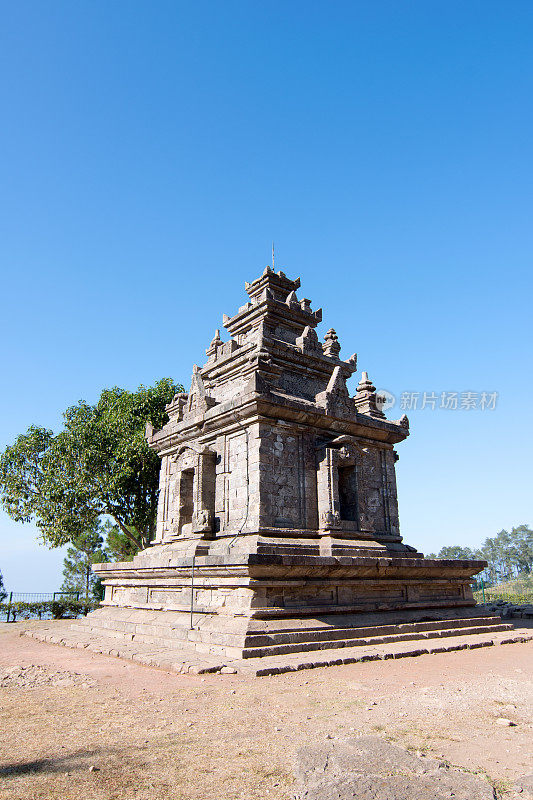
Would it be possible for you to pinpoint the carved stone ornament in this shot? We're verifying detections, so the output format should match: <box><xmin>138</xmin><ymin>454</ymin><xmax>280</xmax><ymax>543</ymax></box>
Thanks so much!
<box><xmin>192</xmin><ymin>509</ymin><xmax>213</xmax><ymax>533</ymax></box>
<box><xmin>322</xmin><ymin>328</ymin><xmax>341</xmax><ymax>358</ymax></box>
<box><xmin>338</xmin><ymin>444</ymin><xmax>358</xmax><ymax>465</ymax></box>
<box><xmin>184</xmin><ymin>365</ymin><xmax>217</xmax><ymax>417</ymax></box>
<box><xmin>320</xmin><ymin>510</ymin><xmax>341</xmax><ymax>528</ymax></box>
<box><xmin>359</xmin><ymin>510</ymin><xmax>376</xmax><ymax>533</ymax></box>
<box><xmin>316</xmin><ymin>366</ymin><xmax>356</xmax><ymax>418</ymax></box>
<box><xmin>296</xmin><ymin>325</ymin><xmax>321</xmax><ymax>355</ymax></box>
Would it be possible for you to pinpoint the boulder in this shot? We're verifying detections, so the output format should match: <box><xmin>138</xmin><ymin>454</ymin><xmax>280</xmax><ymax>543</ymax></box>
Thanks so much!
<box><xmin>294</xmin><ymin>736</ymin><xmax>495</xmax><ymax>800</ymax></box>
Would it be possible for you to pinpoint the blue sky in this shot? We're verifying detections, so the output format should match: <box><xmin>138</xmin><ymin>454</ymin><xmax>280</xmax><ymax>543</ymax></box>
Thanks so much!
<box><xmin>1</xmin><ymin>1</ymin><xmax>532</xmax><ymax>592</ymax></box>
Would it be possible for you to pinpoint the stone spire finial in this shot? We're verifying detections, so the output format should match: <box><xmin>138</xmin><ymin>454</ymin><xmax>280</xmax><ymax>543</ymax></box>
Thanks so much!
<box><xmin>353</xmin><ymin>371</ymin><xmax>385</xmax><ymax>418</ymax></box>
<box><xmin>206</xmin><ymin>329</ymin><xmax>223</xmax><ymax>360</ymax></box>
<box><xmin>357</xmin><ymin>371</ymin><xmax>375</xmax><ymax>393</ymax></box>
<box><xmin>323</xmin><ymin>328</ymin><xmax>341</xmax><ymax>358</ymax></box>
<box><xmin>227</xmin><ymin>269</ymin><xmax>321</xmax><ymax>346</ymax></box>
<box><xmin>244</xmin><ymin>269</ymin><xmax>301</xmax><ymax>304</ymax></box>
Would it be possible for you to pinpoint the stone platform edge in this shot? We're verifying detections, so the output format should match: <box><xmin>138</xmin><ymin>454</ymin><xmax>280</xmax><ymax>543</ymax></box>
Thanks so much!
<box><xmin>93</xmin><ymin>553</ymin><xmax>487</xmax><ymax>570</ymax></box>
<box><xmin>22</xmin><ymin>621</ymin><xmax>533</xmax><ymax>677</ymax></box>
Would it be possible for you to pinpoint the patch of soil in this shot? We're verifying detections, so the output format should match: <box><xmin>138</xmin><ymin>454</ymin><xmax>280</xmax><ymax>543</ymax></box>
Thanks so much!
<box><xmin>1</xmin><ymin>664</ymin><xmax>97</xmax><ymax>689</ymax></box>
<box><xmin>1</xmin><ymin>621</ymin><xmax>532</xmax><ymax>800</ymax></box>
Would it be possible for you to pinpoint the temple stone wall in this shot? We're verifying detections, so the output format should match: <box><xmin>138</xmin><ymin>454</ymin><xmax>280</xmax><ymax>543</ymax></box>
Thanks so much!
<box><xmin>258</xmin><ymin>425</ymin><xmax>309</xmax><ymax>529</ymax></box>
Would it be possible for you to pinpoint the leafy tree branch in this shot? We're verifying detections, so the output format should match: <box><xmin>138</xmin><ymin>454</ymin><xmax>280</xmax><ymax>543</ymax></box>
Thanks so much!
<box><xmin>0</xmin><ymin>378</ymin><xmax>182</xmax><ymax>552</ymax></box>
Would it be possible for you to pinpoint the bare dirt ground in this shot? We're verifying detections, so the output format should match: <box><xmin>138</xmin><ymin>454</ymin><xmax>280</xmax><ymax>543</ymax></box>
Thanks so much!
<box><xmin>1</xmin><ymin>620</ymin><xmax>532</xmax><ymax>800</ymax></box>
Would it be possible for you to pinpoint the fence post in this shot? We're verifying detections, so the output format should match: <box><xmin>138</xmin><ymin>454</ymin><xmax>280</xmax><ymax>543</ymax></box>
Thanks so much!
<box><xmin>190</xmin><ymin>555</ymin><xmax>195</xmax><ymax>630</ymax></box>
<box><xmin>6</xmin><ymin>591</ymin><xmax>13</xmax><ymax>623</ymax></box>
<box><xmin>481</xmin><ymin>576</ymin><xmax>486</xmax><ymax>603</ymax></box>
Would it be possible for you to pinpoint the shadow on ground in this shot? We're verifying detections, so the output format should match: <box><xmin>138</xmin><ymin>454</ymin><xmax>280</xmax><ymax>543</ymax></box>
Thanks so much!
<box><xmin>1</xmin><ymin>747</ymin><xmax>102</xmax><ymax>777</ymax></box>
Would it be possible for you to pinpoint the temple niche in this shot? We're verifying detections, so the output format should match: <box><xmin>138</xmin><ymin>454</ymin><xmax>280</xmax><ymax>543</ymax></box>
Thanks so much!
<box><xmin>156</xmin><ymin>443</ymin><xmax>216</xmax><ymax>541</ymax></box>
<box><xmin>88</xmin><ymin>265</ymin><xmax>499</xmax><ymax>671</ymax></box>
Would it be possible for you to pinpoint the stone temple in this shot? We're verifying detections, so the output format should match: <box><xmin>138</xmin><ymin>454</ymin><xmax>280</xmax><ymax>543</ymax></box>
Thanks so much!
<box><xmin>86</xmin><ymin>267</ymin><xmax>508</xmax><ymax>671</ymax></box>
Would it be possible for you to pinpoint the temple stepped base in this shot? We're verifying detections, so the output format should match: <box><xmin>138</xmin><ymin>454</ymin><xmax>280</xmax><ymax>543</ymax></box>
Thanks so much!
<box><xmin>72</xmin><ymin>605</ymin><xmax>513</xmax><ymax>660</ymax></box>
<box><xmin>24</xmin><ymin>618</ymin><xmax>531</xmax><ymax>676</ymax></box>
<box><xmin>89</xmin><ymin>550</ymin><xmax>506</xmax><ymax>664</ymax></box>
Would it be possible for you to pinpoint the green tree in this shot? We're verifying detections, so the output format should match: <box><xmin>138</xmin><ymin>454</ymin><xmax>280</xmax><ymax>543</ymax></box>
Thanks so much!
<box><xmin>0</xmin><ymin>570</ymin><xmax>7</xmax><ymax>602</ymax></box>
<box><xmin>102</xmin><ymin>518</ymin><xmax>139</xmax><ymax>562</ymax></box>
<box><xmin>61</xmin><ymin>523</ymin><xmax>108</xmax><ymax>600</ymax></box>
<box><xmin>0</xmin><ymin>379</ymin><xmax>181</xmax><ymax>551</ymax></box>
<box><xmin>436</xmin><ymin>545</ymin><xmax>477</xmax><ymax>560</ymax></box>
<box><xmin>427</xmin><ymin>524</ymin><xmax>533</xmax><ymax>587</ymax></box>
<box><xmin>509</xmin><ymin>524</ymin><xmax>533</xmax><ymax>574</ymax></box>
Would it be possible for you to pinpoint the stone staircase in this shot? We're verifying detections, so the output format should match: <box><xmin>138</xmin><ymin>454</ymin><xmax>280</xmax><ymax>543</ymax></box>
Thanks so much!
<box><xmin>21</xmin><ymin>590</ymin><xmax>532</xmax><ymax>678</ymax></box>
<box><xmin>239</xmin><ymin>616</ymin><xmax>513</xmax><ymax>658</ymax></box>
<box><xmin>70</xmin><ymin>605</ymin><xmax>514</xmax><ymax>661</ymax></box>
<box><xmin>23</xmin><ymin>615</ymin><xmax>531</xmax><ymax>676</ymax></box>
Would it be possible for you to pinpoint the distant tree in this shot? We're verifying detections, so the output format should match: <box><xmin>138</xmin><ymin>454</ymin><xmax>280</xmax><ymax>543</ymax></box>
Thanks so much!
<box><xmin>507</xmin><ymin>524</ymin><xmax>533</xmax><ymax>575</ymax></box>
<box><xmin>427</xmin><ymin>524</ymin><xmax>533</xmax><ymax>586</ymax></box>
<box><xmin>0</xmin><ymin>379</ymin><xmax>181</xmax><ymax>552</ymax></box>
<box><xmin>61</xmin><ymin>523</ymin><xmax>108</xmax><ymax>600</ymax></box>
<box><xmin>102</xmin><ymin>518</ymin><xmax>139</xmax><ymax>562</ymax></box>
<box><xmin>435</xmin><ymin>545</ymin><xmax>477</xmax><ymax>561</ymax></box>
<box><xmin>478</xmin><ymin>526</ymin><xmax>533</xmax><ymax>583</ymax></box>
<box><xmin>0</xmin><ymin>570</ymin><xmax>7</xmax><ymax>602</ymax></box>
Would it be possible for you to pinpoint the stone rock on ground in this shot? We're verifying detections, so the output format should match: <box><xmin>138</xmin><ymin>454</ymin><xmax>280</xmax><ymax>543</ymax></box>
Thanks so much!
<box><xmin>0</xmin><ymin>664</ymin><xmax>97</xmax><ymax>689</ymax></box>
<box><xmin>514</xmin><ymin>775</ymin><xmax>533</xmax><ymax>799</ymax></box>
<box><xmin>484</xmin><ymin>601</ymin><xmax>533</xmax><ymax>619</ymax></box>
<box><xmin>294</xmin><ymin>736</ymin><xmax>497</xmax><ymax>800</ymax></box>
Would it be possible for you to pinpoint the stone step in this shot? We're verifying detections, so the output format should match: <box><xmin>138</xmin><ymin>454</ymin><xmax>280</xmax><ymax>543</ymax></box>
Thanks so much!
<box><xmin>256</xmin><ymin>549</ymin><xmax>318</xmax><ymax>553</ymax></box>
<box><xmin>75</xmin><ymin>613</ymin><xmax>506</xmax><ymax>651</ymax></box>
<box><xmin>74</xmin><ymin>618</ymin><xmax>245</xmax><ymax>650</ymax></box>
<box><xmin>73</xmin><ymin>613</ymin><xmax>511</xmax><ymax>661</ymax></box>
<box><xmin>240</xmin><ymin>623</ymin><xmax>513</xmax><ymax>658</ymax></box>
<box><xmin>23</xmin><ymin>621</ymin><xmax>533</xmax><ymax>676</ymax></box>
<box><xmin>78</xmin><ymin>625</ymin><xmax>244</xmax><ymax>658</ymax></box>
<box><xmin>242</xmin><ymin>616</ymin><xmax>506</xmax><ymax>646</ymax></box>
<box><xmin>243</xmin><ymin>630</ymin><xmax>533</xmax><ymax>676</ymax></box>
<box><xmin>25</xmin><ymin>624</ymin><xmax>229</xmax><ymax>673</ymax></box>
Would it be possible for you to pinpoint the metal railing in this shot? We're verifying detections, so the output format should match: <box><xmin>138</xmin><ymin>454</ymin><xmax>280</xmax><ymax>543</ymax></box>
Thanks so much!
<box><xmin>5</xmin><ymin>591</ymin><xmax>80</xmax><ymax>602</ymax></box>
<box><xmin>2</xmin><ymin>591</ymin><xmax>81</xmax><ymax>622</ymax></box>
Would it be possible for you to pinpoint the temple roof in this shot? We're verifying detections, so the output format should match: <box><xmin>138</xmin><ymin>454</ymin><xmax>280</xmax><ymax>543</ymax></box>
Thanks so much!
<box><xmin>146</xmin><ymin>266</ymin><xmax>410</xmax><ymax>451</ymax></box>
